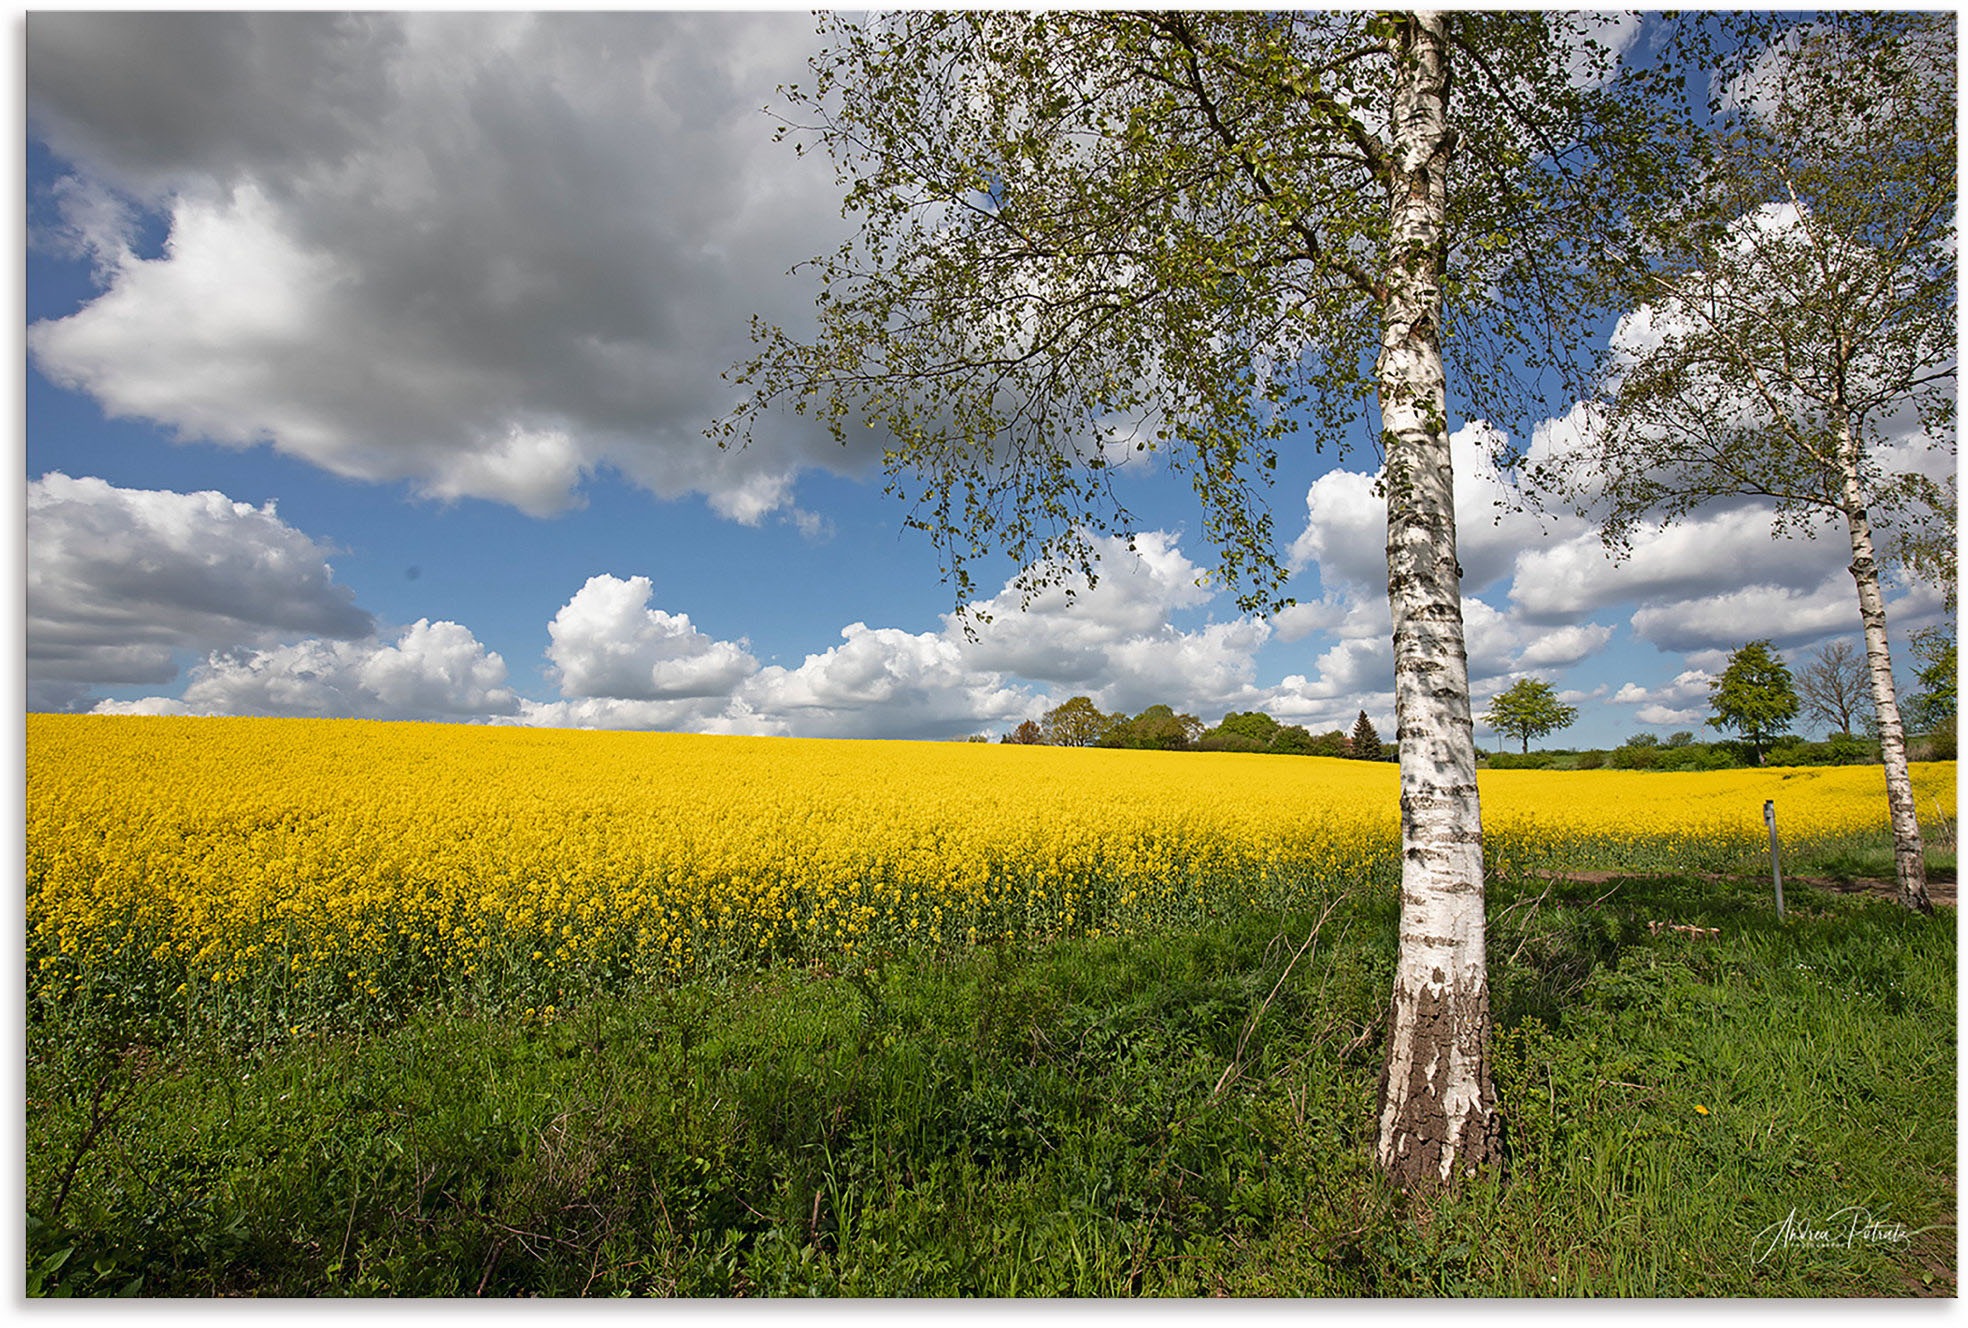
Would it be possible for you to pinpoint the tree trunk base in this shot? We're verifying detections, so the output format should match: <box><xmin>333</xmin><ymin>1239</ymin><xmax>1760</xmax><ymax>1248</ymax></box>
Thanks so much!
<box><xmin>1375</xmin><ymin>984</ymin><xmax>1505</xmax><ymax>1191</ymax></box>
<box><xmin>1376</xmin><ymin>1085</ymin><xmax>1505</xmax><ymax>1192</ymax></box>
<box><xmin>1898</xmin><ymin>884</ymin><xmax>1935</xmax><ymax>914</ymax></box>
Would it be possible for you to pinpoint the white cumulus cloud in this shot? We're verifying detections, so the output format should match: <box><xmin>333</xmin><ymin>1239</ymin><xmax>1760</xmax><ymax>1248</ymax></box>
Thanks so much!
<box><xmin>546</xmin><ymin>574</ymin><xmax>758</xmax><ymax>701</ymax></box>
<box><xmin>127</xmin><ymin>619</ymin><xmax>518</xmax><ymax>720</ymax></box>
<box><xmin>744</xmin><ymin>623</ymin><xmax>1036</xmax><ymax>740</ymax></box>
<box><xmin>952</xmin><ymin>530</ymin><xmax>1270</xmax><ymax>716</ymax></box>
<box><xmin>1608</xmin><ymin>668</ymin><xmax>1717</xmax><ymax>729</ymax></box>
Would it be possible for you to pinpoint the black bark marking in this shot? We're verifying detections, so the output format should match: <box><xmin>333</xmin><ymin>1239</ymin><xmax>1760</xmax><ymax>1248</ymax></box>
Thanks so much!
<box><xmin>1378</xmin><ymin>980</ymin><xmax>1504</xmax><ymax>1191</ymax></box>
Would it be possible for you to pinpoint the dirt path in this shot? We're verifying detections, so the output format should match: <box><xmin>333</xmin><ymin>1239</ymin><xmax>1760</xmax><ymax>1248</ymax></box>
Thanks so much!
<box><xmin>1820</xmin><ymin>868</ymin><xmax>1955</xmax><ymax>910</ymax></box>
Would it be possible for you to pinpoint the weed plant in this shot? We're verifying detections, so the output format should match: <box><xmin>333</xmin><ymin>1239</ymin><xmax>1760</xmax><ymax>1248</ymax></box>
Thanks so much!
<box><xmin>26</xmin><ymin>870</ymin><xmax>1953</xmax><ymax>1297</ymax></box>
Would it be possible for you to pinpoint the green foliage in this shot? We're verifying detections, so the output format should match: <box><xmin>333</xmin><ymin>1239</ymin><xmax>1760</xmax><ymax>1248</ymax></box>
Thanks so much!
<box><xmin>1603</xmin><ymin>730</ymin><xmax>1765</xmax><ymax>771</ymax></box>
<box><xmin>1186</xmin><ymin>712</ymin><xmax>1341</xmax><ymax>759</ymax></box>
<box><xmin>1200</xmin><ymin>711</ymin><xmax>1282</xmax><ymax>753</ymax></box>
<box><xmin>1649</xmin><ymin>742</ymin><xmax>1743</xmax><ymax>772</ymax></box>
<box><xmin>1306</xmin><ymin>729</ymin><xmax>1352</xmax><ymax>759</ymax></box>
<box><xmin>1608</xmin><ymin>743</ymin><xmax>1658</xmax><ymax>770</ymax></box>
<box><xmin>1483</xmin><ymin>679</ymin><xmax>1581</xmax><ymax>754</ymax></box>
<box><xmin>1904</xmin><ymin>626</ymin><xmax>1957</xmax><ymax>735</ymax></box>
<box><xmin>1099</xmin><ymin>704</ymin><xmax>1204</xmax><ymax>751</ymax></box>
<box><xmin>1487</xmin><ymin>742</ymin><xmax>1748</xmax><ymax>772</ymax></box>
<box><xmin>1347</xmin><ymin>711</ymin><xmax>1383</xmax><ymax>762</ymax></box>
<box><xmin>1709</xmin><ymin>641</ymin><xmax>1801</xmax><ymax>764</ymax></box>
<box><xmin>1766</xmin><ymin>733</ymin><xmax>1878</xmax><ymax>768</ymax></box>
<box><xmin>27</xmin><ymin>874</ymin><xmax>1954</xmax><ymax>1297</ymax></box>
<box><xmin>1912</xmin><ymin>717</ymin><xmax>1955</xmax><ymax>762</ymax></box>
<box><xmin>718</xmin><ymin>11</ymin><xmax>1710</xmax><ymax>618</ymax></box>
<box><xmin>1263</xmin><ymin>724</ymin><xmax>1316</xmax><ymax>757</ymax></box>
<box><xmin>1040</xmin><ymin>696</ymin><xmax>1116</xmax><ymax>748</ymax></box>
<box><xmin>1010</xmin><ymin>704</ymin><xmax>1355</xmax><ymax>758</ymax></box>
<box><xmin>1484</xmin><ymin>750</ymin><xmax>1559</xmax><ymax>771</ymax></box>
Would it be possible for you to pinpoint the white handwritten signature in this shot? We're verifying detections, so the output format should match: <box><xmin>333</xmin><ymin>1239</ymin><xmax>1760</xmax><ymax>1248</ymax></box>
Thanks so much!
<box><xmin>1752</xmin><ymin>1206</ymin><xmax>1915</xmax><ymax>1264</ymax></box>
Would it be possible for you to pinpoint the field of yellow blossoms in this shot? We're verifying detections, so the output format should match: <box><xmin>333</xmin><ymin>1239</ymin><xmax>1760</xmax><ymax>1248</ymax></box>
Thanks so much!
<box><xmin>27</xmin><ymin>713</ymin><xmax>1955</xmax><ymax>1042</ymax></box>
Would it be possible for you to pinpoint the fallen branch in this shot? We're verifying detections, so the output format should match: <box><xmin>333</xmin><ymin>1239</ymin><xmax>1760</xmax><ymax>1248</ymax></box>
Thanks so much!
<box><xmin>1647</xmin><ymin>920</ymin><xmax>1720</xmax><ymax>939</ymax></box>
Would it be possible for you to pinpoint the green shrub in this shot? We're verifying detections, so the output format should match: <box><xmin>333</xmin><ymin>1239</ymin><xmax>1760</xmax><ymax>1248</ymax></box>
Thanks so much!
<box><xmin>1266</xmin><ymin>725</ymin><xmax>1317</xmax><ymax>756</ymax></box>
<box><xmin>1193</xmin><ymin>733</ymin><xmax>1267</xmax><ymax>753</ymax></box>
<box><xmin>1485</xmin><ymin>751</ymin><xmax>1557</xmax><ymax>770</ymax></box>
<box><xmin>1767</xmin><ymin>733</ymin><xmax>1878</xmax><ymax>767</ymax></box>
<box><xmin>1651</xmin><ymin>743</ymin><xmax>1739</xmax><ymax>772</ymax></box>
<box><xmin>1910</xmin><ymin>717</ymin><xmax>1955</xmax><ymax>762</ymax></box>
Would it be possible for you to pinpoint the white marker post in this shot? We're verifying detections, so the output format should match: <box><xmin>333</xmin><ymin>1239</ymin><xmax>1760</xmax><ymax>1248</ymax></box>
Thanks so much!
<box><xmin>1763</xmin><ymin>799</ymin><xmax>1784</xmax><ymax>921</ymax></box>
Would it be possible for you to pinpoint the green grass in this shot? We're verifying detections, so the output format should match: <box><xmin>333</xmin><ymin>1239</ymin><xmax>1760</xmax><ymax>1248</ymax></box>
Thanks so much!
<box><xmin>25</xmin><ymin>871</ymin><xmax>1955</xmax><ymax>1297</ymax></box>
<box><xmin>1791</xmin><ymin>841</ymin><xmax>1956</xmax><ymax>883</ymax></box>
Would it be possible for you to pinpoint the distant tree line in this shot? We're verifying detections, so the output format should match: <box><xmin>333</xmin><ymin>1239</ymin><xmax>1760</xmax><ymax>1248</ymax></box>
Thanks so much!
<box><xmin>999</xmin><ymin>697</ymin><xmax>1392</xmax><ymax>760</ymax></box>
<box><xmin>979</xmin><ymin>633</ymin><xmax>1957</xmax><ymax>767</ymax></box>
<box><xmin>1483</xmin><ymin>635</ymin><xmax>1956</xmax><ymax>770</ymax></box>
<box><xmin>1485</xmin><ymin>728</ymin><xmax>1885</xmax><ymax>772</ymax></box>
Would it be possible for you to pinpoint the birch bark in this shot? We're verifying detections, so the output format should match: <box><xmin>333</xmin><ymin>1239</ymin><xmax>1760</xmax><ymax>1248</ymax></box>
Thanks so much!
<box><xmin>1373</xmin><ymin>11</ymin><xmax>1503</xmax><ymax>1188</ymax></box>
<box><xmin>1835</xmin><ymin>415</ymin><xmax>1932</xmax><ymax>913</ymax></box>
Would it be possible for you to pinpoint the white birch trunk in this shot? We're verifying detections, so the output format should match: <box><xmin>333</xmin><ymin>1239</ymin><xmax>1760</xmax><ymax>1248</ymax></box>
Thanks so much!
<box><xmin>1836</xmin><ymin>417</ymin><xmax>1931</xmax><ymax>912</ymax></box>
<box><xmin>1372</xmin><ymin>11</ymin><xmax>1502</xmax><ymax>1189</ymax></box>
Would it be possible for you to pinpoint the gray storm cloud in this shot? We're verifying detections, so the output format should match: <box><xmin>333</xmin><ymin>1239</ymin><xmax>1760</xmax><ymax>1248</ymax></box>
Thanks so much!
<box><xmin>27</xmin><ymin>472</ymin><xmax>373</xmax><ymax>693</ymax></box>
<box><xmin>27</xmin><ymin>11</ymin><xmax>863</xmax><ymax>523</ymax></box>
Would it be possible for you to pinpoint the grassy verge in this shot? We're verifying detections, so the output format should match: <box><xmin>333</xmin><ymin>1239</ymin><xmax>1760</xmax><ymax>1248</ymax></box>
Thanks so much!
<box><xmin>25</xmin><ymin>871</ymin><xmax>1954</xmax><ymax>1297</ymax></box>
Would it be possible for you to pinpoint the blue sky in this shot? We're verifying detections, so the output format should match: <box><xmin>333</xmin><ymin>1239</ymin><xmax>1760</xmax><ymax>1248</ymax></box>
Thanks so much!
<box><xmin>21</xmin><ymin>11</ymin><xmax>1953</xmax><ymax>747</ymax></box>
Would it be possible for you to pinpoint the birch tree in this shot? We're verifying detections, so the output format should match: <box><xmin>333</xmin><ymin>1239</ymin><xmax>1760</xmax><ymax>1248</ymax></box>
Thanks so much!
<box><xmin>718</xmin><ymin>10</ymin><xmax>1692</xmax><ymax>1189</ymax></box>
<box><xmin>1532</xmin><ymin>12</ymin><xmax>1954</xmax><ymax>912</ymax></box>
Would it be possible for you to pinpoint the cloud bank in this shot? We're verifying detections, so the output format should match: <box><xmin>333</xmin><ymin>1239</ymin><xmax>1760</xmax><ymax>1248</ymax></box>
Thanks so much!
<box><xmin>27</xmin><ymin>471</ymin><xmax>372</xmax><ymax>708</ymax></box>
<box><xmin>41</xmin><ymin>452</ymin><xmax>1942</xmax><ymax>745</ymax></box>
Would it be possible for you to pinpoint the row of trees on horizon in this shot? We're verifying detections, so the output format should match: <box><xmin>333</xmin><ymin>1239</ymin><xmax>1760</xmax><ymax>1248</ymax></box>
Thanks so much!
<box><xmin>970</xmin><ymin>627</ymin><xmax>1958</xmax><ymax>766</ymax></box>
<box><xmin>994</xmin><ymin>696</ymin><xmax>1390</xmax><ymax>759</ymax></box>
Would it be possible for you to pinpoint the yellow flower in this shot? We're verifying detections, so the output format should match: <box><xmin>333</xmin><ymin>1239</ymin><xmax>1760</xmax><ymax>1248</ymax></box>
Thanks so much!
<box><xmin>23</xmin><ymin>712</ymin><xmax>1953</xmax><ymax>1033</ymax></box>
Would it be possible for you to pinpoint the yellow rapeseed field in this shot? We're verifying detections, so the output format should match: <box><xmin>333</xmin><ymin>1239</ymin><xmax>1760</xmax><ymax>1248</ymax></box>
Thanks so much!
<box><xmin>26</xmin><ymin>713</ymin><xmax>1954</xmax><ymax>1039</ymax></box>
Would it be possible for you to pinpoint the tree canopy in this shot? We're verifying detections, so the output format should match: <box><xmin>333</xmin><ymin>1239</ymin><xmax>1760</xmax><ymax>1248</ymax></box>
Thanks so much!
<box><xmin>722</xmin><ymin>11</ymin><xmax>1691</xmax><ymax>617</ymax></box>
<box><xmin>1531</xmin><ymin>12</ymin><xmax>1955</xmax><ymax>566</ymax></box>
<box><xmin>1708</xmin><ymin>640</ymin><xmax>1799</xmax><ymax>763</ymax></box>
<box><xmin>1904</xmin><ymin>626</ymin><xmax>1957</xmax><ymax>735</ymax></box>
<box><xmin>1795</xmin><ymin>638</ymin><xmax>1869</xmax><ymax>738</ymax></box>
<box><xmin>1208</xmin><ymin>711</ymin><xmax>1283</xmax><ymax>751</ymax></box>
<box><xmin>1348</xmin><ymin>710</ymin><xmax>1384</xmax><ymax>763</ymax></box>
<box><xmin>1482</xmin><ymin>678</ymin><xmax>1579</xmax><ymax>753</ymax></box>
<box><xmin>1099</xmin><ymin>703</ymin><xmax>1204</xmax><ymax>751</ymax></box>
<box><xmin>1039</xmin><ymin>695</ymin><xmax>1113</xmax><ymax>748</ymax></box>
